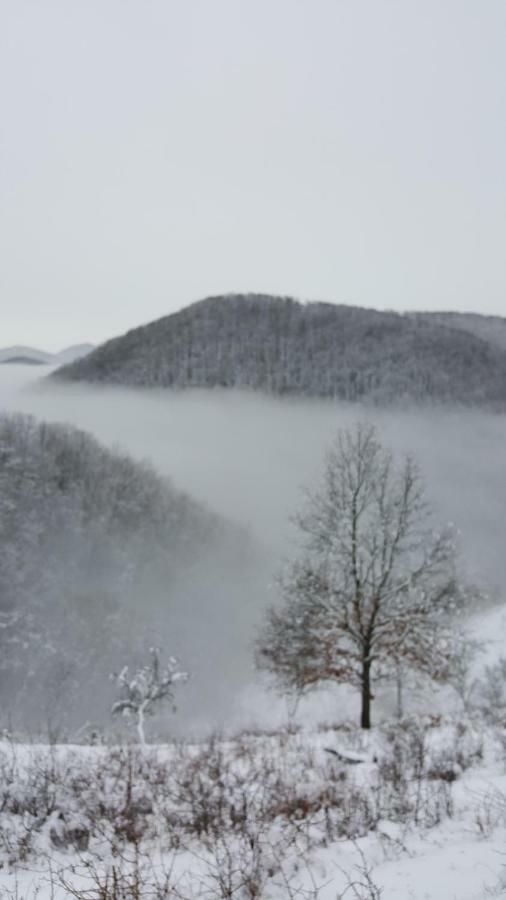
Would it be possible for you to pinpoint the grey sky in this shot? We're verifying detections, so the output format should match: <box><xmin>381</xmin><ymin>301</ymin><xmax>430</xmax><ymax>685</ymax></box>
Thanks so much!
<box><xmin>1</xmin><ymin>0</ymin><xmax>505</xmax><ymax>350</ymax></box>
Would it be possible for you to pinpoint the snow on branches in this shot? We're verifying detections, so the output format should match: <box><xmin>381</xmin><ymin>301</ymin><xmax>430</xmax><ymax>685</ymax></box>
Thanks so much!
<box><xmin>111</xmin><ymin>648</ymin><xmax>188</xmax><ymax>745</ymax></box>
<box><xmin>256</xmin><ymin>423</ymin><xmax>474</xmax><ymax>729</ymax></box>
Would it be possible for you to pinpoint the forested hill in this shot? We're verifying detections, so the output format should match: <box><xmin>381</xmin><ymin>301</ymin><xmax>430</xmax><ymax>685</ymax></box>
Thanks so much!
<box><xmin>0</xmin><ymin>414</ymin><xmax>247</xmax><ymax>730</ymax></box>
<box><xmin>53</xmin><ymin>295</ymin><xmax>506</xmax><ymax>408</ymax></box>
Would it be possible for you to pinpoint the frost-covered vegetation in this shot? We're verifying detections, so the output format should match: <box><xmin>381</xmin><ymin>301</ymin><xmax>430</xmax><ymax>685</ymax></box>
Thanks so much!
<box><xmin>111</xmin><ymin>649</ymin><xmax>189</xmax><ymax>746</ymax></box>
<box><xmin>53</xmin><ymin>295</ymin><xmax>506</xmax><ymax>408</ymax></box>
<box><xmin>0</xmin><ymin>709</ymin><xmax>505</xmax><ymax>899</ymax></box>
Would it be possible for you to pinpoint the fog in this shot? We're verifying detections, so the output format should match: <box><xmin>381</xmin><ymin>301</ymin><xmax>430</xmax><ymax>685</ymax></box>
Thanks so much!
<box><xmin>2</xmin><ymin>366</ymin><xmax>505</xmax><ymax>733</ymax></box>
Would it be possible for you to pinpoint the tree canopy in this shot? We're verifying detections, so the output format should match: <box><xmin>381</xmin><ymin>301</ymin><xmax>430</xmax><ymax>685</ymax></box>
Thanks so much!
<box><xmin>257</xmin><ymin>423</ymin><xmax>471</xmax><ymax>728</ymax></box>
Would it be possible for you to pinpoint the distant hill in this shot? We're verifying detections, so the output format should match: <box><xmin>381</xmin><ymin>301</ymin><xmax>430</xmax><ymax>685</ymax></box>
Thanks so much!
<box><xmin>52</xmin><ymin>294</ymin><xmax>506</xmax><ymax>408</ymax></box>
<box><xmin>0</xmin><ymin>356</ymin><xmax>47</xmax><ymax>365</ymax></box>
<box><xmin>0</xmin><ymin>346</ymin><xmax>52</xmax><ymax>364</ymax></box>
<box><xmin>54</xmin><ymin>343</ymin><xmax>96</xmax><ymax>365</ymax></box>
<box><xmin>0</xmin><ymin>343</ymin><xmax>94</xmax><ymax>366</ymax></box>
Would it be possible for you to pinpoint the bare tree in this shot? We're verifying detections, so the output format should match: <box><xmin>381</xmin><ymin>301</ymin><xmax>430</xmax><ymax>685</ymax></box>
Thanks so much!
<box><xmin>111</xmin><ymin>648</ymin><xmax>188</xmax><ymax>745</ymax></box>
<box><xmin>256</xmin><ymin>423</ymin><xmax>470</xmax><ymax>728</ymax></box>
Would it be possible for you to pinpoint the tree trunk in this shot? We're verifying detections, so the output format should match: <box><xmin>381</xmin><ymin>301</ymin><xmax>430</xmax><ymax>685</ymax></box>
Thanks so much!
<box><xmin>137</xmin><ymin>705</ymin><xmax>146</xmax><ymax>747</ymax></box>
<box><xmin>361</xmin><ymin>656</ymin><xmax>372</xmax><ymax>729</ymax></box>
<box><xmin>395</xmin><ymin>659</ymin><xmax>404</xmax><ymax>722</ymax></box>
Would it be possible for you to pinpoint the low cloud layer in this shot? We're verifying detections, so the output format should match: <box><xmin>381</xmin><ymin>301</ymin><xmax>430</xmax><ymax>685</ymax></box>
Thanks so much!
<box><xmin>2</xmin><ymin>367</ymin><xmax>505</xmax><ymax>732</ymax></box>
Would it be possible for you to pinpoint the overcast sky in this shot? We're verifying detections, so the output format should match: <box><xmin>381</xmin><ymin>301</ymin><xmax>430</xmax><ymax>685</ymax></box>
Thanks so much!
<box><xmin>1</xmin><ymin>0</ymin><xmax>505</xmax><ymax>350</ymax></box>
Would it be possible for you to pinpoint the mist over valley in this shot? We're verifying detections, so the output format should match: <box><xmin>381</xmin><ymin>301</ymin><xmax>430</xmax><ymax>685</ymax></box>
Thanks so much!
<box><xmin>2</xmin><ymin>357</ymin><xmax>505</xmax><ymax>736</ymax></box>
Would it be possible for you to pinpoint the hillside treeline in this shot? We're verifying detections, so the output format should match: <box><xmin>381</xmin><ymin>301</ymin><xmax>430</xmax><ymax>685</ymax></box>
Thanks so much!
<box><xmin>54</xmin><ymin>295</ymin><xmax>506</xmax><ymax>408</ymax></box>
<box><xmin>0</xmin><ymin>414</ymin><xmax>246</xmax><ymax>734</ymax></box>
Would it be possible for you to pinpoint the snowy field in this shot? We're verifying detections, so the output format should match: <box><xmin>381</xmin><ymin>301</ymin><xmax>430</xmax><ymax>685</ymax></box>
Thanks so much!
<box><xmin>1</xmin><ymin>712</ymin><xmax>506</xmax><ymax>899</ymax></box>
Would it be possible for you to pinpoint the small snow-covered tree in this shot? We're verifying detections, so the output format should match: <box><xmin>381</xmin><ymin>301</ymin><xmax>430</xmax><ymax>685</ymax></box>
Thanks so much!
<box><xmin>256</xmin><ymin>423</ymin><xmax>471</xmax><ymax>729</ymax></box>
<box><xmin>111</xmin><ymin>648</ymin><xmax>188</xmax><ymax>745</ymax></box>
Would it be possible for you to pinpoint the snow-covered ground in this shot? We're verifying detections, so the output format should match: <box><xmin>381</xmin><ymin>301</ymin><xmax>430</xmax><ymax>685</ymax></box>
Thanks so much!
<box><xmin>1</xmin><ymin>712</ymin><xmax>506</xmax><ymax>899</ymax></box>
